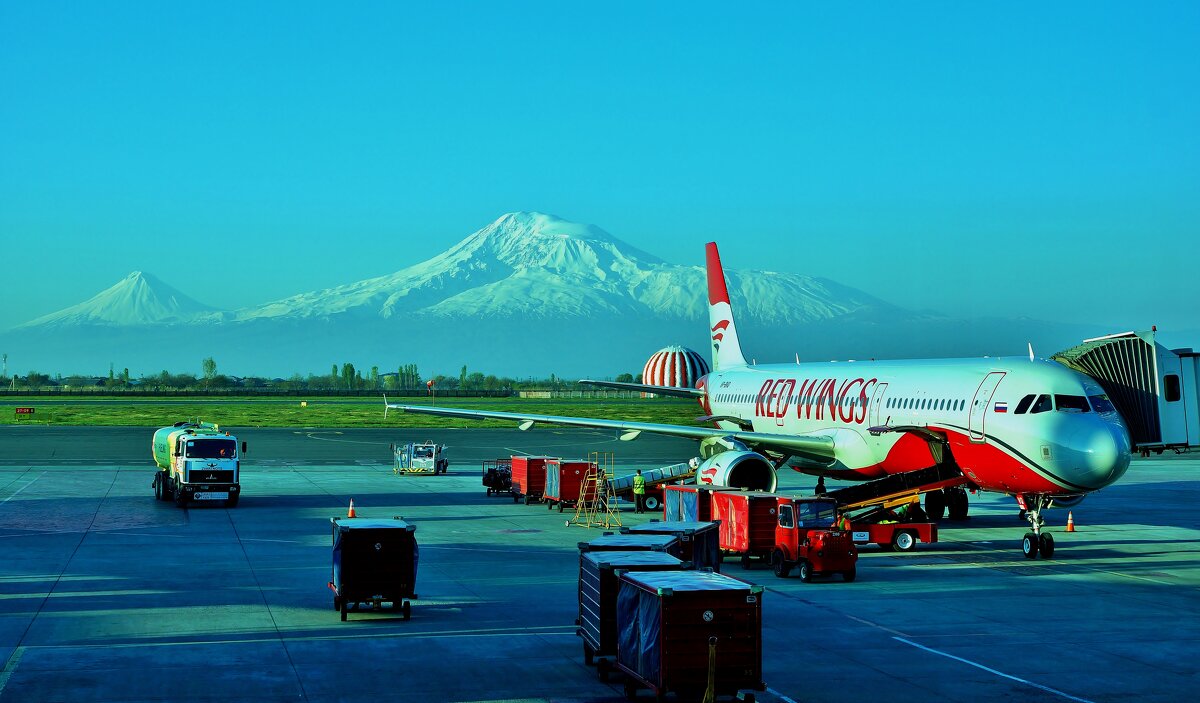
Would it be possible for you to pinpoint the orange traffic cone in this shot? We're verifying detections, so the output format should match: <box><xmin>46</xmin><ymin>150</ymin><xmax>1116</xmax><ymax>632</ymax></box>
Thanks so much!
<box><xmin>1065</xmin><ymin>511</ymin><xmax>1075</xmax><ymax>532</ymax></box>
<box><xmin>347</xmin><ymin>499</ymin><xmax>357</xmax><ymax>518</ymax></box>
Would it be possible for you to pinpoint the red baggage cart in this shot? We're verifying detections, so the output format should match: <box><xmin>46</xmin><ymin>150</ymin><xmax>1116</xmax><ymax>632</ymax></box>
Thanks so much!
<box><xmin>510</xmin><ymin>455</ymin><xmax>554</xmax><ymax>505</ymax></box>
<box><xmin>616</xmin><ymin>570</ymin><xmax>765</xmax><ymax>701</ymax></box>
<box><xmin>710</xmin><ymin>490</ymin><xmax>778</xmax><ymax>568</ymax></box>
<box><xmin>544</xmin><ymin>459</ymin><xmax>593</xmax><ymax>512</ymax></box>
<box><xmin>577</xmin><ymin>550</ymin><xmax>685</xmax><ymax>680</ymax></box>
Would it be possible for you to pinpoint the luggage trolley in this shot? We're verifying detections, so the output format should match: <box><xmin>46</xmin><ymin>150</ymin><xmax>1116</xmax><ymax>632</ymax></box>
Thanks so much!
<box><xmin>329</xmin><ymin>517</ymin><xmax>419</xmax><ymax>621</ymax></box>
<box><xmin>482</xmin><ymin>459</ymin><xmax>513</xmax><ymax>496</ymax></box>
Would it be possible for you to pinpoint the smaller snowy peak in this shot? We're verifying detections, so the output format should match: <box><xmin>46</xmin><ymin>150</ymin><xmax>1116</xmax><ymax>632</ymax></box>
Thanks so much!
<box><xmin>17</xmin><ymin>271</ymin><xmax>219</xmax><ymax>328</ymax></box>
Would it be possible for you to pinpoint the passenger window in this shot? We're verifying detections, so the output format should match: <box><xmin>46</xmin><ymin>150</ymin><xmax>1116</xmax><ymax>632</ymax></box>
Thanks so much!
<box><xmin>1030</xmin><ymin>395</ymin><xmax>1052</xmax><ymax>414</ymax></box>
<box><xmin>1014</xmin><ymin>394</ymin><xmax>1036</xmax><ymax>414</ymax></box>
<box><xmin>778</xmin><ymin>504</ymin><xmax>794</xmax><ymax>528</ymax></box>
<box><xmin>1055</xmin><ymin>395</ymin><xmax>1091</xmax><ymax>413</ymax></box>
<box><xmin>1165</xmin><ymin>375</ymin><xmax>1181</xmax><ymax>402</ymax></box>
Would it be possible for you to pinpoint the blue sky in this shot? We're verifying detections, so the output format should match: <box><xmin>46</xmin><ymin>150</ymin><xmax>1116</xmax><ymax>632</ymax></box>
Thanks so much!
<box><xmin>2</xmin><ymin>2</ymin><xmax>1197</xmax><ymax>334</ymax></box>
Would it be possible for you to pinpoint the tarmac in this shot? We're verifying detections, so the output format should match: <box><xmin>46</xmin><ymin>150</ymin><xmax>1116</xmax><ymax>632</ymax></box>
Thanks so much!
<box><xmin>0</xmin><ymin>425</ymin><xmax>1197</xmax><ymax>702</ymax></box>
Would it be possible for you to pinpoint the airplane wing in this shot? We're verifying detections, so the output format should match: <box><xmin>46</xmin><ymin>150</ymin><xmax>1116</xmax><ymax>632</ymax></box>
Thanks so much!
<box><xmin>385</xmin><ymin>401</ymin><xmax>836</xmax><ymax>462</ymax></box>
<box><xmin>578</xmin><ymin>379</ymin><xmax>704</xmax><ymax>398</ymax></box>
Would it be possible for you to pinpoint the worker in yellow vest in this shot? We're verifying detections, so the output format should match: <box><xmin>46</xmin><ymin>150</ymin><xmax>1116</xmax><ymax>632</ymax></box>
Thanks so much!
<box><xmin>835</xmin><ymin>512</ymin><xmax>851</xmax><ymax>531</ymax></box>
<box><xmin>632</xmin><ymin>469</ymin><xmax>647</xmax><ymax>513</ymax></box>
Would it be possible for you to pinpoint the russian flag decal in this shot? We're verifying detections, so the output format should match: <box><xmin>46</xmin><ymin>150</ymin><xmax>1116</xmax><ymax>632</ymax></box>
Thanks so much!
<box><xmin>994</xmin><ymin>401</ymin><xmax>1008</xmax><ymax>413</ymax></box>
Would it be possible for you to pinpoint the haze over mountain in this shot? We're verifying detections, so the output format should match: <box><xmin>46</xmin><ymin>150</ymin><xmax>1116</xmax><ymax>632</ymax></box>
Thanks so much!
<box><xmin>0</xmin><ymin>212</ymin><xmax>1140</xmax><ymax>378</ymax></box>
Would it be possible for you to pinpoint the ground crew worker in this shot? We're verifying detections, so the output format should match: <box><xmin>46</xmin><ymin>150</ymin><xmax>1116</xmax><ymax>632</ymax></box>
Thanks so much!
<box><xmin>633</xmin><ymin>469</ymin><xmax>646</xmax><ymax>513</ymax></box>
<box><xmin>835</xmin><ymin>511</ymin><xmax>850</xmax><ymax>531</ymax></box>
<box><xmin>815</xmin><ymin>476</ymin><xmax>827</xmax><ymax>495</ymax></box>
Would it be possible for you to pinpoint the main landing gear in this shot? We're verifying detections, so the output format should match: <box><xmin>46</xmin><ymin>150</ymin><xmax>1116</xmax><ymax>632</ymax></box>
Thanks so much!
<box><xmin>924</xmin><ymin>486</ymin><xmax>970</xmax><ymax>521</ymax></box>
<box><xmin>1020</xmin><ymin>495</ymin><xmax>1055</xmax><ymax>559</ymax></box>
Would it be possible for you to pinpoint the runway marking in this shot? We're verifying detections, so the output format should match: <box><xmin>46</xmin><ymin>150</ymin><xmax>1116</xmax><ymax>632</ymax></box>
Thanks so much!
<box><xmin>0</xmin><ymin>646</ymin><xmax>25</xmax><ymax>697</ymax></box>
<box><xmin>0</xmin><ymin>471</ymin><xmax>43</xmax><ymax>505</ymax></box>
<box><xmin>765</xmin><ymin>687</ymin><xmax>800</xmax><ymax>703</ymax></box>
<box><xmin>892</xmin><ymin>637</ymin><xmax>1095</xmax><ymax>703</ymax></box>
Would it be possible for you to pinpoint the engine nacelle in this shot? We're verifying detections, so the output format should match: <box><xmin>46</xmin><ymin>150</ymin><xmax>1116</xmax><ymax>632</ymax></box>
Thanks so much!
<box><xmin>695</xmin><ymin>451</ymin><xmax>777</xmax><ymax>492</ymax></box>
<box><xmin>1049</xmin><ymin>494</ymin><xmax>1086</xmax><ymax>508</ymax></box>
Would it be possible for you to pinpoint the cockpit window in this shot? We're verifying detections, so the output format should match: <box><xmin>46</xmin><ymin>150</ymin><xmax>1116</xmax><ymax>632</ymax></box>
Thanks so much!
<box><xmin>1089</xmin><ymin>395</ymin><xmax>1117</xmax><ymax>413</ymax></box>
<box><xmin>1030</xmin><ymin>395</ymin><xmax>1052</xmax><ymax>414</ymax></box>
<box><xmin>1055</xmin><ymin>395</ymin><xmax>1091</xmax><ymax>413</ymax></box>
<box><xmin>1014</xmin><ymin>394</ymin><xmax>1036</xmax><ymax>414</ymax></box>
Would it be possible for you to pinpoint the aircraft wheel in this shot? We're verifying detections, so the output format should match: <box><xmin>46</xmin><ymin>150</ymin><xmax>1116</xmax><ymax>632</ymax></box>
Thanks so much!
<box><xmin>892</xmin><ymin>530</ymin><xmax>916</xmax><ymax>552</ymax></box>
<box><xmin>925</xmin><ymin>490</ymin><xmax>946</xmax><ymax>520</ymax></box>
<box><xmin>798</xmin><ymin>560</ymin><xmax>814</xmax><ymax>583</ymax></box>
<box><xmin>1022</xmin><ymin>533</ymin><xmax>1039</xmax><ymax>559</ymax></box>
<box><xmin>771</xmin><ymin>549</ymin><xmax>791</xmax><ymax>578</ymax></box>
<box><xmin>947</xmin><ymin>489</ymin><xmax>969</xmax><ymax>520</ymax></box>
<box><xmin>1039</xmin><ymin>533</ymin><xmax>1055</xmax><ymax>559</ymax></box>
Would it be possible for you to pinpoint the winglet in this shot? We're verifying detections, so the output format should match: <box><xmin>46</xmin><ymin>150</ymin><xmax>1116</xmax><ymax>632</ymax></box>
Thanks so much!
<box><xmin>705</xmin><ymin>242</ymin><xmax>748</xmax><ymax>371</ymax></box>
<box><xmin>1028</xmin><ymin>342</ymin><xmax>1035</xmax><ymax>362</ymax></box>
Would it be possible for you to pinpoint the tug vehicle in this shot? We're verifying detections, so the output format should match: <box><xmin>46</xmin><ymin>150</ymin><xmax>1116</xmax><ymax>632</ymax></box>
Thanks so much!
<box><xmin>770</xmin><ymin>495</ymin><xmax>858</xmax><ymax>582</ymax></box>
<box><xmin>393</xmin><ymin>441</ymin><xmax>448</xmax><ymax>475</ymax></box>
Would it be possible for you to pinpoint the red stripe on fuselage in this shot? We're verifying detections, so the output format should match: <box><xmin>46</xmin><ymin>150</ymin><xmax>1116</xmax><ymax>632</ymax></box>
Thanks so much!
<box><xmin>794</xmin><ymin>425</ymin><xmax>1064</xmax><ymax>494</ymax></box>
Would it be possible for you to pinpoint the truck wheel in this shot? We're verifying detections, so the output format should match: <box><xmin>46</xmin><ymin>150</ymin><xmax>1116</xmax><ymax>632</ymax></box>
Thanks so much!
<box><xmin>173</xmin><ymin>481</ymin><xmax>187</xmax><ymax>508</ymax></box>
<box><xmin>771</xmin><ymin>549</ymin><xmax>792</xmax><ymax>578</ymax></box>
<box><xmin>402</xmin><ymin>601</ymin><xmax>411</xmax><ymax>620</ymax></box>
<box><xmin>740</xmin><ymin>554</ymin><xmax>752</xmax><ymax>570</ymax></box>
<box><xmin>558</xmin><ymin>502</ymin><xmax>565</xmax><ymax>513</ymax></box>
<box><xmin>597</xmin><ymin>658</ymin><xmax>611</xmax><ymax>682</ymax></box>
<box><xmin>524</xmin><ymin>494</ymin><xmax>532</xmax><ymax>505</ymax></box>
<box><xmin>226</xmin><ymin>494</ymin><xmax>239</xmax><ymax>508</ymax></box>
<box><xmin>798</xmin><ymin>560</ymin><xmax>814</xmax><ymax>583</ymax></box>
<box><xmin>583</xmin><ymin>641</ymin><xmax>595</xmax><ymax>666</ymax></box>
<box><xmin>513</xmin><ymin>493</ymin><xmax>520</xmax><ymax>504</ymax></box>
<box><xmin>153</xmin><ymin>474</ymin><xmax>164</xmax><ymax>501</ymax></box>
<box><xmin>842</xmin><ymin>567</ymin><xmax>856</xmax><ymax>583</ymax></box>
<box><xmin>340</xmin><ymin>601</ymin><xmax>348</xmax><ymax>622</ymax></box>
<box><xmin>644</xmin><ymin>495</ymin><xmax>660</xmax><ymax>512</ymax></box>
<box><xmin>892</xmin><ymin>531</ymin><xmax>916</xmax><ymax>552</ymax></box>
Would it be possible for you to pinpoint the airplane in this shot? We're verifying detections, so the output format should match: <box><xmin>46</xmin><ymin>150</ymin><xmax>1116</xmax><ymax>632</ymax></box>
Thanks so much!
<box><xmin>387</xmin><ymin>242</ymin><xmax>1132</xmax><ymax>559</ymax></box>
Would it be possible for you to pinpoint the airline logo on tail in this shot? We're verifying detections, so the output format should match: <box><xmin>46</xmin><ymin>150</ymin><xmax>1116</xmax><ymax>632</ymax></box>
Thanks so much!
<box><xmin>706</xmin><ymin>242</ymin><xmax>748</xmax><ymax>370</ymax></box>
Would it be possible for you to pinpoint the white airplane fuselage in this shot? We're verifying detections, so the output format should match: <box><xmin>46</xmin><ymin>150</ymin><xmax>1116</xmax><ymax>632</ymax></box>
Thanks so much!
<box><xmin>700</xmin><ymin>355</ymin><xmax>1131</xmax><ymax>497</ymax></box>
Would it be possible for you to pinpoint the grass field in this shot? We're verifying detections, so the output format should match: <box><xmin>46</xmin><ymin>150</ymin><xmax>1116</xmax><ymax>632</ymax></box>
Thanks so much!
<box><xmin>0</xmin><ymin>396</ymin><xmax>701</xmax><ymax>428</ymax></box>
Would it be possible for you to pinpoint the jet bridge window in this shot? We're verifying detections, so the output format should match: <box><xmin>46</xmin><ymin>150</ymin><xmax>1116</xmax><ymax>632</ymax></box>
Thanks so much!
<box><xmin>1165</xmin><ymin>375</ymin><xmax>1181</xmax><ymax>402</ymax></box>
<box><xmin>1014</xmin><ymin>394</ymin><xmax>1036</xmax><ymax>414</ymax></box>
<box><xmin>1030</xmin><ymin>395</ymin><xmax>1053</xmax><ymax>414</ymax></box>
<box><xmin>1054</xmin><ymin>395</ymin><xmax>1091</xmax><ymax>413</ymax></box>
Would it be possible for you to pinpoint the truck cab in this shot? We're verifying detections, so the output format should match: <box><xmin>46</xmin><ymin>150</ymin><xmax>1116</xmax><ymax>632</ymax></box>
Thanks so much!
<box><xmin>152</xmin><ymin>422</ymin><xmax>244</xmax><ymax>507</ymax></box>
<box><xmin>772</xmin><ymin>496</ymin><xmax>858</xmax><ymax>582</ymax></box>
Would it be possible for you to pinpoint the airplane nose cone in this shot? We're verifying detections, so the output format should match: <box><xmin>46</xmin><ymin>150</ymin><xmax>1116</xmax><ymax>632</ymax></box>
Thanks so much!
<box><xmin>1065</xmin><ymin>422</ymin><xmax>1131</xmax><ymax>490</ymax></box>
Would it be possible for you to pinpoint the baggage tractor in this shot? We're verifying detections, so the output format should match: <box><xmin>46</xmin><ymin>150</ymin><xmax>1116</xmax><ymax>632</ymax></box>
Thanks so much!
<box><xmin>616</xmin><ymin>570</ymin><xmax>764</xmax><ymax>701</ymax></box>
<box><xmin>545</xmin><ymin>459</ymin><xmax>592</xmax><ymax>512</ymax></box>
<box><xmin>579</xmin><ymin>532</ymin><xmax>682</xmax><ymax>558</ymax></box>
<box><xmin>510</xmin><ymin>455</ymin><xmax>554</xmax><ymax>504</ymax></box>
<box><xmin>577</xmin><ymin>550</ymin><xmax>686</xmax><ymax>680</ymax></box>
<box><xmin>622</xmin><ymin>520</ymin><xmax>722</xmax><ymax>572</ymax></box>
<box><xmin>328</xmin><ymin>517</ymin><xmax>418</xmax><ymax>621</ymax></box>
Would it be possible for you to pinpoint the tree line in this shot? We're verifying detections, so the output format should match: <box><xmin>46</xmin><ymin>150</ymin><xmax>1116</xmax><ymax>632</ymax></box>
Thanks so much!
<box><xmin>0</xmin><ymin>358</ymin><xmax>643</xmax><ymax>392</ymax></box>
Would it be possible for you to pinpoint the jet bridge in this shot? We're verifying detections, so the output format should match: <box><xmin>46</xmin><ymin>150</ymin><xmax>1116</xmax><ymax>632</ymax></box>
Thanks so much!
<box><xmin>1053</xmin><ymin>329</ymin><xmax>1200</xmax><ymax>454</ymax></box>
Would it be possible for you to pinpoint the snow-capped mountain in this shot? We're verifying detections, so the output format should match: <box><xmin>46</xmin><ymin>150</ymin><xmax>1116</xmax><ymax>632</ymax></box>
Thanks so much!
<box><xmin>16</xmin><ymin>271</ymin><xmax>218</xmax><ymax>328</ymax></box>
<box><xmin>1</xmin><ymin>212</ymin><xmax>1107</xmax><ymax>376</ymax></box>
<box><xmin>236</xmin><ymin>212</ymin><xmax>892</xmax><ymax>323</ymax></box>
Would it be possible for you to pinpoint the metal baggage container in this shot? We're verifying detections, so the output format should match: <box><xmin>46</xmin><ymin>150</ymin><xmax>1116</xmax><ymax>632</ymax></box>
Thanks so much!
<box><xmin>510</xmin><ymin>455</ymin><xmax>554</xmax><ymax>504</ymax></box>
<box><xmin>577</xmin><ymin>550</ymin><xmax>685</xmax><ymax>679</ymax></box>
<box><xmin>579</xmin><ymin>532</ymin><xmax>682</xmax><ymax>558</ymax></box>
<box><xmin>622</xmin><ymin>520</ymin><xmax>722</xmax><ymax>572</ymax></box>
<box><xmin>328</xmin><ymin>517</ymin><xmax>418</xmax><ymax>621</ymax></box>
<box><xmin>616</xmin><ymin>570</ymin><xmax>764</xmax><ymax>701</ymax></box>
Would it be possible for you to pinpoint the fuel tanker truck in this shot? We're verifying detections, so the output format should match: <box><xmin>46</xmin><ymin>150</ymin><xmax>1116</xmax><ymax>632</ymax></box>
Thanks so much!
<box><xmin>152</xmin><ymin>421</ymin><xmax>245</xmax><ymax>507</ymax></box>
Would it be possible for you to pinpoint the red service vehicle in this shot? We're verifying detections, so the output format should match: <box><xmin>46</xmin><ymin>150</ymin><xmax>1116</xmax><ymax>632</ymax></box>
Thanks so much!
<box><xmin>709</xmin><ymin>490</ymin><xmax>779</xmax><ymax>568</ymax></box>
<box><xmin>770</xmin><ymin>496</ymin><xmax>858</xmax><ymax>582</ymax></box>
<box><xmin>847</xmin><ymin>504</ymin><xmax>938</xmax><ymax>552</ymax></box>
<box><xmin>510</xmin><ymin>455</ymin><xmax>554</xmax><ymax>505</ymax></box>
<box><xmin>663</xmin><ymin>484</ymin><xmax>727</xmax><ymax>522</ymax></box>
<box><xmin>545</xmin><ymin>459</ymin><xmax>593</xmax><ymax>512</ymax></box>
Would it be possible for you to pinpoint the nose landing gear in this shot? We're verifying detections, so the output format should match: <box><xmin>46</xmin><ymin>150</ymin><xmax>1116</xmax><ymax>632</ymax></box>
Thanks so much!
<box><xmin>1020</xmin><ymin>495</ymin><xmax>1055</xmax><ymax>559</ymax></box>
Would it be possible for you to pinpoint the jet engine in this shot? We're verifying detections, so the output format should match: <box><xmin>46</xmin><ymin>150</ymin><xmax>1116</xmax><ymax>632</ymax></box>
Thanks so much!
<box><xmin>694</xmin><ymin>451</ymin><xmax>777</xmax><ymax>492</ymax></box>
<box><xmin>1049</xmin><ymin>494</ymin><xmax>1086</xmax><ymax>508</ymax></box>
